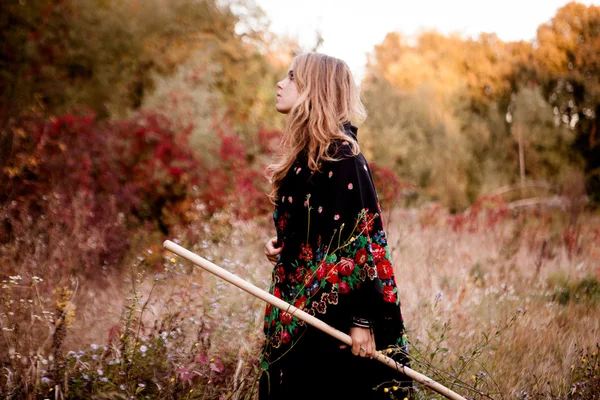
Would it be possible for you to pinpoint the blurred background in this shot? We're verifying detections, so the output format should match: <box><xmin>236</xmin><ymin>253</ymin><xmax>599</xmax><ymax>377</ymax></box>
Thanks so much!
<box><xmin>0</xmin><ymin>1</ymin><xmax>599</xmax><ymax>399</ymax></box>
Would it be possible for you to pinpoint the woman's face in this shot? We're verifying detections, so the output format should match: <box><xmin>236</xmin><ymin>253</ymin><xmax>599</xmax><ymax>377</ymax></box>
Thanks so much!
<box><xmin>275</xmin><ymin>66</ymin><xmax>298</xmax><ymax>114</ymax></box>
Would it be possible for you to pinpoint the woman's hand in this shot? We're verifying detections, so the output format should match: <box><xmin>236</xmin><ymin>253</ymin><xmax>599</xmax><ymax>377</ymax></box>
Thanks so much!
<box><xmin>264</xmin><ymin>236</ymin><xmax>282</xmax><ymax>266</ymax></box>
<box><xmin>340</xmin><ymin>327</ymin><xmax>376</xmax><ymax>358</ymax></box>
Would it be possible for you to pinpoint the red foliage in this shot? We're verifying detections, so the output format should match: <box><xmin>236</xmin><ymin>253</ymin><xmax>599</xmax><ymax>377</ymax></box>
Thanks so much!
<box><xmin>1</xmin><ymin>110</ymin><xmax>202</xmax><ymax>273</ymax></box>
<box><xmin>201</xmin><ymin>129</ymin><xmax>272</xmax><ymax>219</ymax></box>
<box><xmin>369</xmin><ymin>163</ymin><xmax>409</xmax><ymax>209</ymax></box>
<box><xmin>445</xmin><ymin>195</ymin><xmax>510</xmax><ymax>233</ymax></box>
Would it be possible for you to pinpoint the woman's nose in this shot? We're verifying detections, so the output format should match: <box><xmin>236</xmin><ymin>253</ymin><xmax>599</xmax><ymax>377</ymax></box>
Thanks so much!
<box><xmin>276</xmin><ymin>80</ymin><xmax>284</xmax><ymax>89</ymax></box>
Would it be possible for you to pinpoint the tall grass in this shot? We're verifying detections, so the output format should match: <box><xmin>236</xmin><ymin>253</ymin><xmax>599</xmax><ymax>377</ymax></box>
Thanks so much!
<box><xmin>1</xmin><ymin>204</ymin><xmax>599</xmax><ymax>399</ymax></box>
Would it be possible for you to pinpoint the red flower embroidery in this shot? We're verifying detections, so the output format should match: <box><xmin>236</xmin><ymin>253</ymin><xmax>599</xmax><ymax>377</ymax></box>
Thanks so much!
<box><xmin>303</xmin><ymin>270</ymin><xmax>314</xmax><ymax>288</ymax></box>
<box><xmin>280</xmin><ymin>312</ymin><xmax>293</xmax><ymax>325</ymax></box>
<box><xmin>339</xmin><ymin>281</ymin><xmax>350</xmax><ymax>294</ymax></box>
<box><xmin>316</xmin><ymin>262</ymin><xmax>327</xmax><ymax>280</ymax></box>
<box><xmin>299</xmin><ymin>243</ymin><xmax>313</xmax><ymax>261</ymax></box>
<box><xmin>295</xmin><ymin>267</ymin><xmax>306</xmax><ymax>283</ymax></box>
<box><xmin>383</xmin><ymin>285</ymin><xmax>397</xmax><ymax>303</ymax></box>
<box><xmin>355</xmin><ymin>248</ymin><xmax>368</xmax><ymax>266</ymax></box>
<box><xmin>377</xmin><ymin>259</ymin><xmax>393</xmax><ymax>279</ymax></box>
<box><xmin>359</xmin><ymin>213</ymin><xmax>375</xmax><ymax>232</ymax></box>
<box><xmin>326</xmin><ymin>263</ymin><xmax>339</xmax><ymax>284</ymax></box>
<box><xmin>338</xmin><ymin>257</ymin><xmax>355</xmax><ymax>276</ymax></box>
<box><xmin>275</xmin><ymin>266</ymin><xmax>285</xmax><ymax>282</ymax></box>
<box><xmin>281</xmin><ymin>331</ymin><xmax>291</xmax><ymax>344</ymax></box>
<box><xmin>371</xmin><ymin>243</ymin><xmax>386</xmax><ymax>263</ymax></box>
<box><xmin>295</xmin><ymin>296</ymin><xmax>307</xmax><ymax>309</ymax></box>
<box><xmin>273</xmin><ymin>287</ymin><xmax>282</xmax><ymax>299</ymax></box>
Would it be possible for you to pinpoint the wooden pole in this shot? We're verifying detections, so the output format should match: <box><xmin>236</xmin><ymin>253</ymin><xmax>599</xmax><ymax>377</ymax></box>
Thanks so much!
<box><xmin>163</xmin><ymin>240</ymin><xmax>467</xmax><ymax>400</ymax></box>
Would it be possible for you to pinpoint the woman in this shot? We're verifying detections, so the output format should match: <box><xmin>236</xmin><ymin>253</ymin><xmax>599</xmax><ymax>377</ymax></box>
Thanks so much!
<box><xmin>260</xmin><ymin>52</ymin><xmax>410</xmax><ymax>399</ymax></box>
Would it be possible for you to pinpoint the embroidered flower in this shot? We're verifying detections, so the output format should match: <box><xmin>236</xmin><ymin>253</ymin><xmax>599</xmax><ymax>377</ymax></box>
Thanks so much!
<box><xmin>288</xmin><ymin>196</ymin><xmax>293</xmax><ymax>203</ymax></box>
<box><xmin>359</xmin><ymin>217</ymin><xmax>375</xmax><ymax>233</ymax></box>
<box><xmin>327</xmin><ymin>291</ymin><xmax>339</xmax><ymax>305</ymax></box>
<box><xmin>338</xmin><ymin>281</ymin><xmax>351</xmax><ymax>294</ymax></box>
<box><xmin>302</xmin><ymin>271</ymin><xmax>314</xmax><ymax>288</ymax></box>
<box><xmin>280</xmin><ymin>312</ymin><xmax>293</xmax><ymax>325</ymax></box>
<box><xmin>358</xmin><ymin>268</ymin><xmax>367</xmax><ymax>281</ymax></box>
<box><xmin>299</xmin><ymin>243</ymin><xmax>313</xmax><ymax>261</ymax></box>
<box><xmin>318</xmin><ymin>206</ymin><xmax>323</xmax><ymax>213</ymax></box>
<box><xmin>328</xmin><ymin>171</ymin><xmax>333</xmax><ymax>178</ymax></box>
<box><xmin>355</xmin><ymin>248</ymin><xmax>368</xmax><ymax>266</ymax></box>
<box><xmin>296</xmin><ymin>167</ymin><xmax>302</xmax><ymax>174</ymax></box>
<box><xmin>371</xmin><ymin>243</ymin><xmax>386</xmax><ymax>263</ymax></box>
<box><xmin>316</xmin><ymin>262</ymin><xmax>327</xmax><ymax>280</ymax></box>
<box><xmin>348</xmin><ymin>183</ymin><xmax>353</xmax><ymax>190</ymax></box>
<box><xmin>376</xmin><ymin>259</ymin><xmax>393</xmax><ymax>280</ymax></box>
<box><xmin>313</xmin><ymin>301</ymin><xmax>327</xmax><ymax>314</ymax></box>
<box><xmin>383</xmin><ymin>285</ymin><xmax>398</xmax><ymax>303</ymax></box>
<box><xmin>338</xmin><ymin>257</ymin><xmax>355</xmax><ymax>276</ymax></box>
<box><xmin>325</xmin><ymin>264</ymin><xmax>339</xmax><ymax>284</ymax></box>
<box><xmin>367</xmin><ymin>266</ymin><xmax>377</xmax><ymax>280</ymax></box>
<box><xmin>334</xmin><ymin>214</ymin><xmax>340</xmax><ymax>220</ymax></box>
<box><xmin>295</xmin><ymin>296</ymin><xmax>307</xmax><ymax>310</ymax></box>
<box><xmin>281</xmin><ymin>331</ymin><xmax>291</xmax><ymax>344</ymax></box>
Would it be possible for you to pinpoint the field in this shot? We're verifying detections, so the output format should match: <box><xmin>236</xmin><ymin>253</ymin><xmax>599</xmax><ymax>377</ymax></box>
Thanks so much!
<box><xmin>2</xmin><ymin>201</ymin><xmax>599</xmax><ymax>399</ymax></box>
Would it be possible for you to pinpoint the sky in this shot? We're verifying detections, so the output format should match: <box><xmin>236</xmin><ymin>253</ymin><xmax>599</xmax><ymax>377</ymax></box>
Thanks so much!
<box><xmin>254</xmin><ymin>0</ymin><xmax>598</xmax><ymax>82</ymax></box>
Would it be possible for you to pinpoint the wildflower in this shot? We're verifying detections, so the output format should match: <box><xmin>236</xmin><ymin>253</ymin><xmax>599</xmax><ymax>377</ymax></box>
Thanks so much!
<box><xmin>120</xmin><ymin>384</ymin><xmax>126</xmax><ymax>390</ymax></box>
<box><xmin>100</xmin><ymin>377</ymin><xmax>108</xmax><ymax>382</ymax></box>
<box><xmin>170</xmin><ymin>378</ymin><xmax>175</xmax><ymax>382</ymax></box>
<box><xmin>138</xmin><ymin>383</ymin><xmax>145</xmax><ymax>388</ymax></box>
<box><xmin>98</xmin><ymin>369</ymin><xmax>103</xmax><ymax>376</ymax></box>
<box><xmin>140</xmin><ymin>345</ymin><xmax>148</xmax><ymax>353</ymax></box>
<box><xmin>170</xmin><ymin>258</ymin><xmax>176</xmax><ymax>263</ymax></box>
<box><xmin>471</xmin><ymin>375</ymin><xmax>476</xmax><ymax>381</ymax></box>
<box><xmin>90</xmin><ymin>344</ymin><xmax>98</xmax><ymax>350</ymax></box>
<box><xmin>190</xmin><ymin>389</ymin><xmax>194</xmax><ymax>393</ymax></box>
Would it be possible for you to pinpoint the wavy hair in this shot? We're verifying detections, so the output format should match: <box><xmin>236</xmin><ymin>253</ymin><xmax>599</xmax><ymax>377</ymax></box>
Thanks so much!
<box><xmin>267</xmin><ymin>52</ymin><xmax>367</xmax><ymax>202</ymax></box>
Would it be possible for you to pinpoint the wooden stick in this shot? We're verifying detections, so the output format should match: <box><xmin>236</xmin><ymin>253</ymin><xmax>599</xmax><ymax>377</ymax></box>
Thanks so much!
<box><xmin>163</xmin><ymin>240</ymin><xmax>467</xmax><ymax>400</ymax></box>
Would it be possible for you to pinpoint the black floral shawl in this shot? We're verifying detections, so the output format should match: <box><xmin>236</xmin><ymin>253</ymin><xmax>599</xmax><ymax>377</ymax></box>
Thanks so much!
<box><xmin>262</xmin><ymin>123</ymin><xmax>407</xmax><ymax>370</ymax></box>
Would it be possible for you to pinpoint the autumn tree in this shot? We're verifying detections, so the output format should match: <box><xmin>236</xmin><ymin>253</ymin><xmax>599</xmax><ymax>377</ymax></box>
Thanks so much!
<box><xmin>533</xmin><ymin>2</ymin><xmax>600</xmax><ymax>201</ymax></box>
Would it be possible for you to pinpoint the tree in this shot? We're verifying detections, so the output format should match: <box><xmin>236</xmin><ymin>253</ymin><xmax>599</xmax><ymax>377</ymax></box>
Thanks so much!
<box><xmin>533</xmin><ymin>2</ymin><xmax>600</xmax><ymax>201</ymax></box>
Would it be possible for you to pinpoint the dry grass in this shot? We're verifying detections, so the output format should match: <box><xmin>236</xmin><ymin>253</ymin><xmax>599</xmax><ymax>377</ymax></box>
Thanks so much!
<box><xmin>1</xmin><ymin>206</ymin><xmax>599</xmax><ymax>399</ymax></box>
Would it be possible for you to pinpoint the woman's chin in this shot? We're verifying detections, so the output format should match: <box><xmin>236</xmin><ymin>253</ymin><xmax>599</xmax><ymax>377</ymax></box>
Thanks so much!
<box><xmin>275</xmin><ymin>105</ymin><xmax>291</xmax><ymax>114</ymax></box>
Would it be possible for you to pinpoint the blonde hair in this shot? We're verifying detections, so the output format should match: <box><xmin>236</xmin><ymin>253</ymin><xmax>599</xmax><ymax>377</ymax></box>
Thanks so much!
<box><xmin>267</xmin><ymin>52</ymin><xmax>367</xmax><ymax>202</ymax></box>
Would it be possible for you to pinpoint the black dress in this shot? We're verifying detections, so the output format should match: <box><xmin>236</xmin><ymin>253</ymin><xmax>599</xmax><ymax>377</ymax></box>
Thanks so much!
<box><xmin>259</xmin><ymin>123</ymin><xmax>411</xmax><ymax>400</ymax></box>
